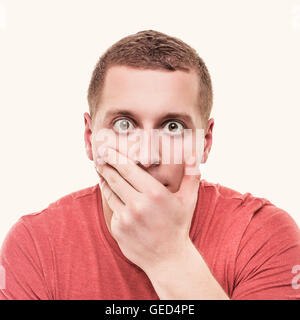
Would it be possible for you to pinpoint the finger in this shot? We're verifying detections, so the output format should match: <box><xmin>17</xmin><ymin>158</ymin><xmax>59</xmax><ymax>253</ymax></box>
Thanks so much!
<box><xmin>101</xmin><ymin>178</ymin><xmax>126</xmax><ymax>213</ymax></box>
<box><xmin>98</xmin><ymin>146</ymin><xmax>167</xmax><ymax>194</ymax></box>
<box><xmin>96</xmin><ymin>162</ymin><xmax>139</xmax><ymax>204</ymax></box>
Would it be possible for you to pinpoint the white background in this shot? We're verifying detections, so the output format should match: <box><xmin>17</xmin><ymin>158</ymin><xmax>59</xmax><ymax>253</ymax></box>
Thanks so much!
<box><xmin>0</xmin><ymin>0</ymin><xmax>300</xmax><ymax>244</ymax></box>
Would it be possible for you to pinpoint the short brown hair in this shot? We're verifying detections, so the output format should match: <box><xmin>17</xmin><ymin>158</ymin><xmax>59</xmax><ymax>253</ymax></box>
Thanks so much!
<box><xmin>87</xmin><ymin>30</ymin><xmax>213</xmax><ymax>129</ymax></box>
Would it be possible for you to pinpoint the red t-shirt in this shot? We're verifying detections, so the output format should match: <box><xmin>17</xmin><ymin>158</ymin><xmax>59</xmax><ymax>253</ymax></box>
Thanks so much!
<box><xmin>1</xmin><ymin>179</ymin><xmax>300</xmax><ymax>300</ymax></box>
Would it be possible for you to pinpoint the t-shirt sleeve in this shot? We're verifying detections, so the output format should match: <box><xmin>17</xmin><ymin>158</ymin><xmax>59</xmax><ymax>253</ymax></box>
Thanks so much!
<box><xmin>0</xmin><ymin>218</ymin><xmax>51</xmax><ymax>300</ymax></box>
<box><xmin>231</xmin><ymin>205</ymin><xmax>300</xmax><ymax>300</ymax></box>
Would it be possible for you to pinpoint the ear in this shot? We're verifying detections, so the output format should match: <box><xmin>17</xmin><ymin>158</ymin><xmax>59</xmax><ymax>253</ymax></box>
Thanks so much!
<box><xmin>201</xmin><ymin>118</ymin><xmax>214</xmax><ymax>164</ymax></box>
<box><xmin>84</xmin><ymin>112</ymin><xmax>94</xmax><ymax>161</ymax></box>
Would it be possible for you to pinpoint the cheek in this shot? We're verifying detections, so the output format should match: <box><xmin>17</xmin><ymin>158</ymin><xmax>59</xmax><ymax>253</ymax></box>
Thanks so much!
<box><xmin>92</xmin><ymin>128</ymin><xmax>118</xmax><ymax>161</ymax></box>
<box><xmin>166</xmin><ymin>135</ymin><xmax>197</xmax><ymax>166</ymax></box>
<box><xmin>170</xmin><ymin>136</ymin><xmax>194</xmax><ymax>165</ymax></box>
<box><xmin>118</xmin><ymin>136</ymin><xmax>140</xmax><ymax>163</ymax></box>
<box><xmin>179</xmin><ymin>131</ymin><xmax>204</xmax><ymax>167</ymax></box>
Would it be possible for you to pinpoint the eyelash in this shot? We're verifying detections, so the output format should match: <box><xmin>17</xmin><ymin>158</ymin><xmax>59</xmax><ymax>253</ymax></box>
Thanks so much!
<box><xmin>112</xmin><ymin>117</ymin><xmax>187</xmax><ymax>133</ymax></box>
<box><xmin>112</xmin><ymin>117</ymin><xmax>136</xmax><ymax>130</ymax></box>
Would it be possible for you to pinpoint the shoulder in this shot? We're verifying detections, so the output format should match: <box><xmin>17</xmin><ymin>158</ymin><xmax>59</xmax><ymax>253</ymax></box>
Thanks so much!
<box><xmin>199</xmin><ymin>180</ymin><xmax>300</xmax><ymax>299</ymax></box>
<box><xmin>200</xmin><ymin>178</ymin><xmax>288</xmax><ymax>219</ymax></box>
<box><xmin>7</xmin><ymin>184</ymin><xmax>100</xmax><ymax>241</ymax></box>
<box><xmin>198</xmin><ymin>179</ymin><xmax>300</xmax><ymax>263</ymax></box>
<box><xmin>0</xmin><ymin>185</ymin><xmax>100</xmax><ymax>300</ymax></box>
<box><xmin>201</xmin><ymin>179</ymin><xmax>266</xmax><ymax>203</ymax></box>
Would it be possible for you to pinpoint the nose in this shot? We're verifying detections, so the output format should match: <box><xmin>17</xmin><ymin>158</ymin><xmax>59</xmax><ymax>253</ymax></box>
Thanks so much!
<box><xmin>135</xmin><ymin>129</ymin><xmax>160</xmax><ymax>168</ymax></box>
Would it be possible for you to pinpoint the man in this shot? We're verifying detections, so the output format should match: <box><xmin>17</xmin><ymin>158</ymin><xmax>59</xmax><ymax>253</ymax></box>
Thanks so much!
<box><xmin>1</xmin><ymin>30</ymin><xmax>300</xmax><ymax>300</ymax></box>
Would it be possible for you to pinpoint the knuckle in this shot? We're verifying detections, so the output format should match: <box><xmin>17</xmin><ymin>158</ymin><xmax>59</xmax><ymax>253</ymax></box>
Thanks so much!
<box><xmin>128</xmin><ymin>202</ymin><xmax>146</xmax><ymax>223</ymax></box>
<box><xmin>108</xmin><ymin>174</ymin><xmax>116</xmax><ymax>185</ymax></box>
<box><xmin>131</xmin><ymin>209</ymin><xmax>144</xmax><ymax>222</ymax></box>
<box><xmin>118</xmin><ymin>213</ymin><xmax>132</xmax><ymax>231</ymax></box>
<box><xmin>121</xmin><ymin>217</ymin><xmax>132</xmax><ymax>230</ymax></box>
<box><xmin>101</xmin><ymin>164</ymin><xmax>107</xmax><ymax>173</ymax></box>
<box><xmin>148</xmin><ymin>189</ymin><xmax>162</xmax><ymax>200</ymax></box>
<box><xmin>103</xmin><ymin>170</ymin><xmax>116</xmax><ymax>186</ymax></box>
<box><xmin>130</xmin><ymin>200</ymin><xmax>144</xmax><ymax>215</ymax></box>
<box><xmin>122</xmin><ymin>165</ymin><xmax>134</xmax><ymax>182</ymax></box>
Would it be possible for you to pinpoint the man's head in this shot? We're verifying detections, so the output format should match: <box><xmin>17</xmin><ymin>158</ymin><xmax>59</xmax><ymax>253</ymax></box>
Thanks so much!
<box><xmin>84</xmin><ymin>30</ymin><xmax>214</xmax><ymax>192</ymax></box>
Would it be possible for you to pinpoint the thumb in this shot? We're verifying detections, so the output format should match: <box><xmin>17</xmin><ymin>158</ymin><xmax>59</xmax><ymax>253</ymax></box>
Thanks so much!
<box><xmin>177</xmin><ymin>171</ymin><xmax>201</xmax><ymax>202</ymax></box>
<box><xmin>176</xmin><ymin>155</ymin><xmax>201</xmax><ymax>205</ymax></box>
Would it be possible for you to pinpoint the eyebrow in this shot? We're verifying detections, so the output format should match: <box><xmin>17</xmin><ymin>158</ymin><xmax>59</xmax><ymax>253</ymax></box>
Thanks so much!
<box><xmin>103</xmin><ymin>108</ymin><xmax>195</xmax><ymax>126</ymax></box>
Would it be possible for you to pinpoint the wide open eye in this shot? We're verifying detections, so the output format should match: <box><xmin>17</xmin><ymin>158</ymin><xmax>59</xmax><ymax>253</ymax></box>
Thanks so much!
<box><xmin>163</xmin><ymin>121</ymin><xmax>184</xmax><ymax>135</ymax></box>
<box><xmin>113</xmin><ymin>119</ymin><xmax>135</xmax><ymax>133</ymax></box>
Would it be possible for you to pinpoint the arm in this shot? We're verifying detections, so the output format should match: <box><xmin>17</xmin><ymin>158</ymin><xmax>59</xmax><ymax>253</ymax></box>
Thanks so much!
<box><xmin>144</xmin><ymin>238</ymin><xmax>229</xmax><ymax>300</ymax></box>
<box><xmin>231</xmin><ymin>207</ymin><xmax>300</xmax><ymax>300</ymax></box>
<box><xmin>0</xmin><ymin>218</ymin><xmax>51</xmax><ymax>300</ymax></box>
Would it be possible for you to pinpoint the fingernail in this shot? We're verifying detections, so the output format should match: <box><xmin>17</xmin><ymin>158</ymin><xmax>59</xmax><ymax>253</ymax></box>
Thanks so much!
<box><xmin>99</xmin><ymin>147</ymin><xmax>108</xmax><ymax>157</ymax></box>
<box><xmin>96</xmin><ymin>157</ymin><xmax>106</xmax><ymax>166</ymax></box>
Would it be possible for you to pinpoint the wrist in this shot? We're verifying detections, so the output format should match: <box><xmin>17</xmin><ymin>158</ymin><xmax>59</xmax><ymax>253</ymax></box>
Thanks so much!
<box><xmin>143</xmin><ymin>237</ymin><xmax>195</xmax><ymax>279</ymax></box>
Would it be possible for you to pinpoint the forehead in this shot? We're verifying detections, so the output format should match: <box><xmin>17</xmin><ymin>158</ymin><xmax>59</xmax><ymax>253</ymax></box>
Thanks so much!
<box><xmin>95</xmin><ymin>65</ymin><xmax>202</xmax><ymax>126</ymax></box>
